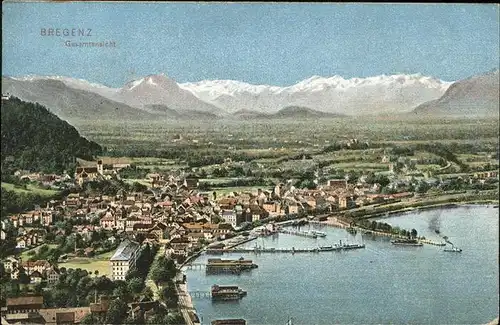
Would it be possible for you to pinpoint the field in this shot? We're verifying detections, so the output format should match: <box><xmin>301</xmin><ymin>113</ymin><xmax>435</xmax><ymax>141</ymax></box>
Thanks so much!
<box><xmin>1</xmin><ymin>182</ymin><xmax>59</xmax><ymax>197</ymax></box>
<box><xmin>69</xmin><ymin>117</ymin><xmax>499</xmax><ymax>191</ymax></box>
<box><xmin>73</xmin><ymin>117</ymin><xmax>500</xmax><ymax>152</ymax></box>
<box><xmin>58</xmin><ymin>251</ymin><xmax>114</xmax><ymax>276</ymax></box>
<box><xmin>20</xmin><ymin>244</ymin><xmax>58</xmax><ymax>260</ymax></box>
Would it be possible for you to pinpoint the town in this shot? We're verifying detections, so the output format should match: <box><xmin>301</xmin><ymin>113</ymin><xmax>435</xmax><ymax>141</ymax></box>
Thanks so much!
<box><xmin>1</xmin><ymin>149</ymin><xmax>498</xmax><ymax>324</ymax></box>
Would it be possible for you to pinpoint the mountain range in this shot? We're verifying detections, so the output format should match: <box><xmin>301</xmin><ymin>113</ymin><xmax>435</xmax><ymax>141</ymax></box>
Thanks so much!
<box><xmin>413</xmin><ymin>69</ymin><xmax>499</xmax><ymax>117</ymax></box>
<box><xmin>2</xmin><ymin>69</ymin><xmax>498</xmax><ymax>122</ymax></box>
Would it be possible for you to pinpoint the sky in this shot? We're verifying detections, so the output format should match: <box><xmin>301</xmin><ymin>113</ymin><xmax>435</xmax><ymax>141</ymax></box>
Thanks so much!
<box><xmin>2</xmin><ymin>2</ymin><xmax>499</xmax><ymax>87</ymax></box>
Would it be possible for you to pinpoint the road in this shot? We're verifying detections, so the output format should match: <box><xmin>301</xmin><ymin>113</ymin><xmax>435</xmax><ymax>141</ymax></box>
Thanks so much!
<box><xmin>176</xmin><ymin>282</ymin><xmax>197</xmax><ymax>325</ymax></box>
<box><xmin>145</xmin><ymin>244</ymin><xmax>165</xmax><ymax>302</ymax></box>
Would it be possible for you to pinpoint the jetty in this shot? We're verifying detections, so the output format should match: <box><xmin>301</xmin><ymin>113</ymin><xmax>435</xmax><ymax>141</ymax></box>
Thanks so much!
<box><xmin>205</xmin><ymin>240</ymin><xmax>365</xmax><ymax>255</ymax></box>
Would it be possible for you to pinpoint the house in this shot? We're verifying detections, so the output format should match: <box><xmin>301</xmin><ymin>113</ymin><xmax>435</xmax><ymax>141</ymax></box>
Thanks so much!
<box><xmin>29</xmin><ymin>270</ymin><xmax>44</xmax><ymax>284</ymax></box>
<box><xmin>37</xmin><ymin>307</ymin><xmax>91</xmax><ymax>325</ymax></box>
<box><xmin>326</xmin><ymin>179</ymin><xmax>347</xmax><ymax>190</ymax></box>
<box><xmin>16</xmin><ymin>237</ymin><xmax>27</xmax><ymax>249</ymax></box>
<box><xmin>262</xmin><ymin>201</ymin><xmax>283</xmax><ymax>216</ymax></box>
<box><xmin>287</xmin><ymin>203</ymin><xmax>300</xmax><ymax>215</ymax></box>
<box><xmin>187</xmin><ymin>232</ymin><xmax>207</xmax><ymax>243</ymax></box>
<box><xmin>89</xmin><ymin>296</ymin><xmax>111</xmax><ymax>316</ymax></box>
<box><xmin>3</xmin><ymin>256</ymin><xmax>20</xmax><ymax>273</ymax></box>
<box><xmin>182</xmin><ymin>222</ymin><xmax>204</xmax><ymax>233</ymax></box>
<box><xmin>5</xmin><ymin>296</ymin><xmax>44</xmax><ymax>314</ymax></box>
<box><xmin>221</xmin><ymin>210</ymin><xmax>237</xmax><ymax>228</ymax></box>
<box><xmin>10</xmin><ymin>266</ymin><xmax>23</xmax><ymax>280</ymax></box>
<box><xmin>45</xmin><ymin>267</ymin><xmax>60</xmax><ymax>285</ymax></box>
<box><xmin>339</xmin><ymin>196</ymin><xmax>356</xmax><ymax>209</ymax></box>
<box><xmin>148</xmin><ymin>222</ymin><xmax>168</xmax><ymax>240</ymax></box>
<box><xmin>22</xmin><ymin>260</ymin><xmax>51</xmax><ymax>274</ymax></box>
<box><xmin>132</xmin><ymin>223</ymin><xmax>154</xmax><ymax>233</ymax></box>
<box><xmin>100</xmin><ymin>212</ymin><xmax>116</xmax><ymax>230</ymax></box>
<box><xmin>125</xmin><ymin>215</ymin><xmax>142</xmax><ymax>230</ymax></box>
<box><xmin>170</xmin><ymin>242</ymin><xmax>191</xmax><ymax>257</ymax></box>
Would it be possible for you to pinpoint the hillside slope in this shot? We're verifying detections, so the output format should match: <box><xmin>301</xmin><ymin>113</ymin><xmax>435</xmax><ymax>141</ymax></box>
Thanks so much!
<box><xmin>1</xmin><ymin>97</ymin><xmax>102</xmax><ymax>174</ymax></box>
<box><xmin>1</xmin><ymin>77</ymin><xmax>153</xmax><ymax>123</ymax></box>
<box><xmin>412</xmin><ymin>69</ymin><xmax>499</xmax><ymax>117</ymax></box>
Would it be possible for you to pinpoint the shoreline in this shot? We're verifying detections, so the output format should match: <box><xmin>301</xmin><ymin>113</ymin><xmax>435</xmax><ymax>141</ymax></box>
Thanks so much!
<box><xmin>314</xmin><ymin>201</ymin><xmax>498</xmax><ymax>244</ymax></box>
<box><xmin>344</xmin><ymin>198</ymin><xmax>499</xmax><ymax>221</ymax></box>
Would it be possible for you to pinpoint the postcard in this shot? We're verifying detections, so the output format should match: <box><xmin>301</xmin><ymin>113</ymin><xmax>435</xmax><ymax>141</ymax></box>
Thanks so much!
<box><xmin>1</xmin><ymin>2</ymin><xmax>499</xmax><ymax>325</ymax></box>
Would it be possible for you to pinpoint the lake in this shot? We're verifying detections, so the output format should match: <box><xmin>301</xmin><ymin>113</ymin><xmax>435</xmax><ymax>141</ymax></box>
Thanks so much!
<box><xmin>184</xmin><ymin>205</ymin><xmax>499</xmax><ymax>325</ymax></box>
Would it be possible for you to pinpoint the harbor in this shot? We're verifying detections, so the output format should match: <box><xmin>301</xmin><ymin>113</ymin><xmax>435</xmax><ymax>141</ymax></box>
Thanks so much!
<box><xmin>185</xmin><ymin>206</ymin><xmax>498</xmax><ymax>325</ymax></box>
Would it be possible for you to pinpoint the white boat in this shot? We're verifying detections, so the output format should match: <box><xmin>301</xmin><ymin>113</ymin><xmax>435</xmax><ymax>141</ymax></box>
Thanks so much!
<box><xmin>444</xmin><ymin>244</ymin><xmax>462</xmax><ymax>253</ymax></box>
<box><xmin>311</xmin><ymin>230</ymin><xmax>327</xmax><ymax>237</ymax></box>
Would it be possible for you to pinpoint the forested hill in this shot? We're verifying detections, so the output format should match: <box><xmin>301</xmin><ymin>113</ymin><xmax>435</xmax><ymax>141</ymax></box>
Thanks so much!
<box><xmin>1</xmin><ymin>96</ymin><xmax>102</xmax><ymax>175</ymax></box>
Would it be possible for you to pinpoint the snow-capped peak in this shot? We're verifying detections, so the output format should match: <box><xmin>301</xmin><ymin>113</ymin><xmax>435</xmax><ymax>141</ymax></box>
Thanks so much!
<box><xmin>5</xmin><ymin>72</ymin><xmax>455</xmax><ymax>116</ymax></box>
<box><xmin>178</xmin><ymin>73</ymin><xmax>453</xmax><ymax>115</ymax></box>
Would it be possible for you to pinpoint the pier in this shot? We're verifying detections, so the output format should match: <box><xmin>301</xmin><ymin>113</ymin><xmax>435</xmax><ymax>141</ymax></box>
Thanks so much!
<box><xmin>189</xmin><ymin>290</ymin><xmax>212</xmax><ymax>298</ymax></box>
<box><xmin>185</xmin><ymin>263</ymin><xmax>207</xmax><ymax>270</ymax></box>
<box><xmin>205</xmin><ymin>243</ymin><xmax>365</xmax><ymax>255</ymax></box>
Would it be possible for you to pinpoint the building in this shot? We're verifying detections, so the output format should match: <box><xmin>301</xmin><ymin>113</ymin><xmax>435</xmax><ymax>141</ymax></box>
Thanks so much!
<box><xmin>109</xmin><ymin>239</ymin><xmax>140</xmax><ymax>281</ymax></box>
<box><xmin>45</xmin><ymin>267</ymin><xmax>61</xmax><ymax>285</ymax></box>
<box><xmin>3</xmin><ymin>256</ymin><xmax>20</xmax><ymax>273</ymax></box>
<box><xmin>74</xmin><ymin>160</ymin><xmax>105</xmax><ymax>185</ymax></box>
<box><xmin>221</xmin><ymin>210</ymin><xmax>237</xmax><ymax>228</ymax></box>
<box><xmin>5</xmin><ymin>296</ymin><xmax>44</xmax><ymax>314</ymax></box>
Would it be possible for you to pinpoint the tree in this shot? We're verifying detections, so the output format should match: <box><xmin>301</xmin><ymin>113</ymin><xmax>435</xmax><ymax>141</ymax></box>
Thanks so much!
<box><xmin>94</xmin><ymin>270</ymin><xmax>99</xmax><ymax>277</ymax></box>
<box><xmin>134</xmin><ymin>233</ymin><xmax>146</xmax><ymax>245</ymax></box>
<box><xmin>150</xmin><ymin>256</ymin><xmax>178</xmax><ymax>284</ymax></box>
<box><xmin>18</xmin><ymin>269</ymin><xmax>31</xmax><ymax>285</ymax></box>
<box><xmin>105</xmin><ymin>298</ymin><xmax>128</xmax><ymax>325</ymax></box>
<box><xmin>127</xmin><ymin>277</ymin><xmax>144</xmax><ymax>295</ymax></box>
<box><xmin>80</xmin><ymin>314</ymin><xmax>103</xmax><ymax>325</ymax></box>
<box><xmin>161</xmin><ymin>283</ymin><xmax>179</xmax><ymax>308</ymax></box>
<box><xmin>411</xmin><ymin>228</ymin><xmax>418</xmax><ymax>238</ymax></box>
<box><xmin>141</xmin><ymin>286</ymin><xmax>154</xmax><ymax>301</ymax></box>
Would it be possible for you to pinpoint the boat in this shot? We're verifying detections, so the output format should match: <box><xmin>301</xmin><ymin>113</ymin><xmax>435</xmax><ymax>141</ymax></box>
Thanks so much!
<box><xmin>319</xmin><ymin>245</ymin><xmax>336</xmax><ymax>251</ymax></box>
<box><xmin>444</xmin><ymin>244</ymin><xmax>462</xmax><ymax>253</ymax></box>
<box><xmin>341</xmin><ymin>243</ymin><xmax>366</xmax><ymax>250</ymax></box>
<box><xmin>391</xmin><ymin>239</ymin><xmax>423</xmax><ymax>246</ymax></box>
<box><xmin>311</xmin><ymin>230</ymin><xmax>327</xmax><ymax>237</ymax></box>
<box><xmin>211</xmin><ymin>285</ymin><xmax>247</xmax><ymax>301</ymax></box>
